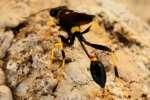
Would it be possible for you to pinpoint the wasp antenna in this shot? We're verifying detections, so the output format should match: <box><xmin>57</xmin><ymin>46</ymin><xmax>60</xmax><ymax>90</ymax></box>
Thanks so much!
<box><xmin>27</xmin><ymin>7</ymin><xmax>51</xmax><ymax>19</ymax></box>
<box><xmin>90</xmin><ymin>60</ymin><xmax>106</xmax><ymax>88</ymax></box>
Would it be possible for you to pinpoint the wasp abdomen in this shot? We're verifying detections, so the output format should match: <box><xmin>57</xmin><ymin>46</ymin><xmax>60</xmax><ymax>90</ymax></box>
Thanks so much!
<box><xmin>90</xmin><ymin>61</ymin><xmax>106</xmax><ymax>88</ymax></box>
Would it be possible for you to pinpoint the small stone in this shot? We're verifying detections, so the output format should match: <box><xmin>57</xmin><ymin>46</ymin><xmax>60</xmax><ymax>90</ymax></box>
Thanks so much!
<box><xmin>0</xmin><ymin>31</ymin><xmax>14</xmax><ymax>59</ymax></box>
<box><xmin>0</xmin><ymin>85</ymin><xmax>13</xmax><ymax>100</ymax></box>
<box><xmin>6</xmin><ymin>60</ymin><xmax>18</xmax><ymax>72</ymax></box>
<box><xmin>16</xmin><ymin>79</ymin><xmax>29</xmax><ymax>97</ymax></box>
<box><xmin>56</xmin><ymin>91</ymin><xmax>82</xmax><ymax>100</ymax></box>
<box><xmin>0</xmin><ymin>1</ymin><xmax>30</xmax><ymax>28</ymax></box>
<box><xmin>65</xmin><ymin>58</ymin><xmax>90</xmax><ymax>85</ymax></box>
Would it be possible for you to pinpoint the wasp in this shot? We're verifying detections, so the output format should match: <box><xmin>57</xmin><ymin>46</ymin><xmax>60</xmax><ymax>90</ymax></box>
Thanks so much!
<box><xmin>47</xmin><ymin>6</ymin><xmax>119</xmax><ymax>88</ymax></box>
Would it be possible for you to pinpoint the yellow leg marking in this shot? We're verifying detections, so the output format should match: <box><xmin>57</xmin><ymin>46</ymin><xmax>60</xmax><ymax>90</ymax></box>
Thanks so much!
<box><xmin>51</xmin><ymin>48</ymin><xmax>55</xmax><ymax>61</ymax></box>
<box><xmin>54</xmin><ymin>43</ymin><xmax>63</xmax><ymax>50</ymax></box>
<box><xmin>48</xmin><ymin>37</ymin><xmax>66</xmax><ymax>81</ymax></box>
<box><xmin>111</xmin><ymin>52</ymin><xmax>120</xmax><ymax>80</ymax></box>
<box><xmin>55</xmin><ymin>39</ymin><xmax>64</xmax><ymax>49</ymax></box>
<box><xmin>90</xmin><ymin>55</ymin><xmax>97</xmax><ymax>61</ymax></box>
<box><xmin>60</xmin><ymin>59</ymin><xmax>65</xmax><ymax>72</ymax></box>
<box><xmin>55</xmin><ymin>40</ymin><xmax>65</xmax><ymax>77</ymax></box>
<box><xmin>111</xmin><ymin>52</ymin><xmax>125</xmax><ymax>88</ymax></box>
<box><xmin>49</xmin><ymin>39</ymin><xmax>65</xmax><ymax>68</ymax></box>
<box><xmin>49</xmin><ymin>39</ymin><xmax>63</xmax><ymax>69</ymax></box>
<box><xmin>111</xmin><ymin>52</ymin><xmax>118</xmax><ymax>66</ymax></box>
<box><xmin>48</xmin><ymin>48</ymin><xmax>55</xmax><ymax>69</ymax></box>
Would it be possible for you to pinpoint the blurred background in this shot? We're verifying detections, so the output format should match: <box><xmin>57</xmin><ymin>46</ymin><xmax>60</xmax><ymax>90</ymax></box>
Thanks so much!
<box><xmin>114</xmin><ymin>0</ymin><xmax>150</xmax><ymax>24</ymax></box>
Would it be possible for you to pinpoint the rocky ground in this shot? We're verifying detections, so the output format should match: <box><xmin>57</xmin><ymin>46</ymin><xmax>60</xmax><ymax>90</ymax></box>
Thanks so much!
<box><xmin>0</xmin><ymin>0</ymin><xmax>150</xmax><ymax>100</ymax></box>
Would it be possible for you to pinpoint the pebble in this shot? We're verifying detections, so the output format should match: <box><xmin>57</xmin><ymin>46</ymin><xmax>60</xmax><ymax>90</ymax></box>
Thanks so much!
<box><xmin>64</xmin><ymin>58</ymin><xmax>90</xmax><ymax>85</ymax></box>
<box><xmin>0</xmin><ymin>31</ymin><xmax>14</xmax><ymax>59</ymax></box>
<box><xmin>0</xmin><ymin>85</ymin><xmax>13</xmax><ymax>100</ymax></box>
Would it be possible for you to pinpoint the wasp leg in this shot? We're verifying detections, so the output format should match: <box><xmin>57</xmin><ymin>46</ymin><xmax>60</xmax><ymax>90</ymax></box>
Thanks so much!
<box><xmin>80</xmin><ymin>35</ymin><xmax>112</xmax><ymax>52</ymax></box>
<box><xmin>111</xmin><ymin>52</ymin><xmax>119</xmax><ymax>79</ymax></box>
<box><xmin>48</xmin><ymin>39</ymin><xmax>66</xmax><ymax>69</ymax></box>
<box><xmin>59</xmin><ymin>49</ymin><xmax>65</xmax><ymax>69</ymax></box>
<box><xmin>59</xmin><ymin>34</ymin><xmax>75</xmax><ymax>46</ymax></box>
<box><xmin>77</xmin><ymin>33</ymin><xmax>107</xmax><ymax>88</ymax></box>
<box><xmin>58</xmin><ymin>35</ymin><xmax>69</xmax><ymax>44</ymax></box>
<box><xmin>53</xmin><ymin>40</ymin><xmax>66</xmax><ymax>79</ymax></box>
<box><xmin>111</xmin><ymin>52</ymin><xmax>126</xmax><ymax>90</ymax></box>
<box><xmin>54</xmin><ymin>40</ymin><xmax>65</xmax><ymax>65</ymax></box>
<box><xmin>81</xmin><ymin>25</ymin><xmax>91</xmax><ymax>34</ymax></box>
<box><xmin>114</xmin><ymin>66</ymin><xmax>119</xmax><ymax>78</ymax></box>
<box><xmin>48</xmin><ymin>48</ymin><xmax>55</xmax><ymax>69</ymax></box>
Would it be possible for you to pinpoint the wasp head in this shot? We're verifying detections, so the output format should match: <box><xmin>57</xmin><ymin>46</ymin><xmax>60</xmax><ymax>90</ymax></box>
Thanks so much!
<box><xmin>50</xmin><ymin>6</ymin><xmax>68</xmax><ymax>18</ymax></box>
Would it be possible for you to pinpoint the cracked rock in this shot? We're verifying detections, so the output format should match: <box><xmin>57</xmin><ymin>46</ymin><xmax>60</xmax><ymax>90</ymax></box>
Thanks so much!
<box><xmin>0</xmin><ymin>31</ymin><xmax>14</xmax><ymax>59</ymax></box>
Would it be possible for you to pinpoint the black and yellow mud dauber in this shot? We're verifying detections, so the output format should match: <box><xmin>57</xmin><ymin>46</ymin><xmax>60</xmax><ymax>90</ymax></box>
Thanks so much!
<box><xmin>50</xmin><ymin>6</ymin><xmax>119</xmax><ymax>88</ymax></box>
<box><xmin>12</xmin><ymin>6</ymin><xmax>119</xmax><ymax>88</ymax></box>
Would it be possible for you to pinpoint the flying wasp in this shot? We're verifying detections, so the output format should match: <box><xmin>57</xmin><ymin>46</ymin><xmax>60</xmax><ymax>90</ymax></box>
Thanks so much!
<box><xmin>49</xmin><ymin>6</ymin><xmax>119</xmax><ymax>88</ymax></box>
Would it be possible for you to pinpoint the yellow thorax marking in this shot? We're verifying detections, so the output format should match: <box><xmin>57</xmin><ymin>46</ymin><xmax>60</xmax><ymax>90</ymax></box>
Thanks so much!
<box><xmin>71</xmin><ymin>26</ymin><xmax>80</xmax><ymax>34</ymax></box>
<box><xmin>90</xmin><ymin>55</ymin><xmax>97</xmax><ymax>61</ymax></box>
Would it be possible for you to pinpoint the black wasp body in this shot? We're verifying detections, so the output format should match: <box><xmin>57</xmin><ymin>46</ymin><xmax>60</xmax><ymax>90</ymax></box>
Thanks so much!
<box><xmin>50</xmin><ymin>6</ymin><xmax>118</xmax><ymax>88</ymax></box>
<box><xmin>50</xmin><ymin>6</ymin><xmax>94</xmax><ymax>33</ymax></box>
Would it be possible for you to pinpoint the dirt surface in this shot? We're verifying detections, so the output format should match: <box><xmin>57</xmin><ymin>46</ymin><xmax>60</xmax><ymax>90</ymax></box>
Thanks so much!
<box><xmin>0</xmin><ymin>0</ymin><xmax>150</xmax><ymax>100</ymax></box>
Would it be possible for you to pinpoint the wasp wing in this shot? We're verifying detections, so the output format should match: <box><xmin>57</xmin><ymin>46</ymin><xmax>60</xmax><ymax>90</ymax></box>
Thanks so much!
<box><xmin>59</xmin><ymin>11</ymin><xmax>95</xmax><ymax>26</ymax></box>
